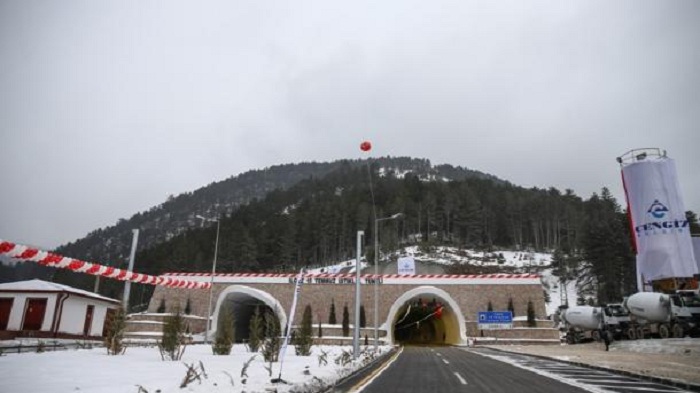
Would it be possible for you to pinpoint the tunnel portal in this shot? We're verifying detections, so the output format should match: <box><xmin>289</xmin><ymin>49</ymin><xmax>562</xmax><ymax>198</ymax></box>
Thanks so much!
<box><xmin>386</xmin><ymin>286</ymin><xmax>466</xmax><ymax>345</ymax></box>
<box><xmin>211</xmin><ymin>285</ymin><xmax>286</xmax><ymax>343</ymax></box>
<box><xmin>393</xmin><ymin>296</ymin><xmax>451</xmax><ymax>345</ymax></box>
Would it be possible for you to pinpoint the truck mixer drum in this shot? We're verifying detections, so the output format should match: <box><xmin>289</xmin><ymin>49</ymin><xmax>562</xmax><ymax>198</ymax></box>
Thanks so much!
<box><xmin>560</xmin><ymin>306</ymin><xmax>602</xmax><ymax>330</ymax></box>
<box><xmin>625</xmin><ymin>292</ymin><xmax>672</xmax><ymax>322</ymax></box>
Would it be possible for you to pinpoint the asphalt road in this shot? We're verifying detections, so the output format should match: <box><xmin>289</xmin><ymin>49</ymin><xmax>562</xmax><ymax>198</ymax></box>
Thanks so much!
<box><xmin>353</xmin><ymin>346</ymin><xmax>593</xmax><ymax>393</ymax></box>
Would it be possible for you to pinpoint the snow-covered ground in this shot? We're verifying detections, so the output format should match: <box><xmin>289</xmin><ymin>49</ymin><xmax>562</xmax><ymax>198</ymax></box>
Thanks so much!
<box><xmin>0</xmin><ymin>343</ymin><xmax>389</xmax><ymax>393</ymax></box>
<box><xmin>613</xmin><ymin>337</ymin><xmax>700</xmax><ymax>356</ymax></box>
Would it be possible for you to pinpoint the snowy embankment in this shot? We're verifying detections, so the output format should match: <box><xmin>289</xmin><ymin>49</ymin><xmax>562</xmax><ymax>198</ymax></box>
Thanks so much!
<box><xmin>0</xmin><ymin>343</ymin><xmax>390</xmax><ymax>393</ymax></box>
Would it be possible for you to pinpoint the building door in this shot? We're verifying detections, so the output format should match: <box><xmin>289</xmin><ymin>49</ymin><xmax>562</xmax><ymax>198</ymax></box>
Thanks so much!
<box><xmin>0</xmin><ymin>298</ymin><xmax>13</xmax><ymax>330</ymax></box>
<box><xmin>83</xmin><ymin>305</ymin><xmax>94</xmax><ymax>336</ymax></box>
<box><xmin>22</xmin><ymin>298</ymin><xmax>47</xmax><ymax>331</ymax></box>
<box><xmin>102</xmin><ymin>308</ymin><xmax>116</xmax><ymax>337</ymax></box>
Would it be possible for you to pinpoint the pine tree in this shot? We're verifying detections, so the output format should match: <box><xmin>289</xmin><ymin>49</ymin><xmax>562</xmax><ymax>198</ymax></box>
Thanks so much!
<box><xmin>262</xmin><ymin>310</ymin><xmax>281</xmax><ymax>362</ymax></box>
<box><xmin>157</xmin><ymin>298</ymin><xmax>166</xmax><ymax>313</ymax></box>
<box><xmin>342</xmin><ymin>303</ymin><xmax>350</xmax><ymax>337</ymax></box>
<box><xmin>213</xmin><ymin>304</ymin><xmax>234</xmax><ymax>355</ymax></box>
<box><xmin>687</xmin><ymin>210</ymin><xmax>700</xmax><ymax>235</ymax></box>
<box><xmin>359</xmin><ymin>305</ymin><xmax>366</xmax><ymax>328</ymax></box>
<box><xmin>184</xmin><ymin>298</ymin><xmax>192</xmax><ymax>315</ymax></box>
<box><xmin>248</xmin><ymin>306</ymin><xmax>264</xmax><ymax>353</ymax></box>
<box><xmin>295</xmin><ymin>304</ymin><xmax>313</xmax><ymax>356</ymax></box>
<box><xmin>551</xmin><ymin>248</ymin><xmax>565</xmax><ymax>275</ymax></box>
<box><xmin>159</xmin><ymin>308</ymin><xmax>186</xmax><ymax>361</ymax></box>
<box><xmin>329</xmin><ymin>299</ymin><xmax>337</xmax><ymax>325</ymax></box>
<box><xmin>582</xmin><ymin>190</ymin><xmax>636</xmax><ymax>303</ymax></box>
<box><xmin>576</xmin><ymin>295</ymin><xmax>586</xmax><ymax>306</ymax></box>
<box><xmin>507</xmin><ymin>297</ymin><xmax>514</xmax><ymax>316</ymax></box>
<box><xmin>105</xmin><ymin>307</ymin><xmax>126</xmax><ymax>355</ymax></box>
<box><xmin>526</xmin><ymin>300</ymin><xmax>536</xmax><ymax>327</ymax></box>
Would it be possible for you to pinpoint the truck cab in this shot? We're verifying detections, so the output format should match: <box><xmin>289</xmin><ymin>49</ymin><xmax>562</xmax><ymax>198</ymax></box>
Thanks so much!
<box><xmin>670</xmin><ymin>290</ymin><xmax>700</xmax><ymax>332</ymax></box>
<box><xmin>602</xmin><ymin>303</ymin><xmax>631</xmax><ymax>339</ymax></box>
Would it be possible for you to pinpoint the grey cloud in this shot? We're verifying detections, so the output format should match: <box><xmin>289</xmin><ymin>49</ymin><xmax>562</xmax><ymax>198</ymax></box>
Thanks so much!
<box><xmin>1</xmin><ymin>0</ymin><xmax>698</xmax><ymax>248</ymax></box>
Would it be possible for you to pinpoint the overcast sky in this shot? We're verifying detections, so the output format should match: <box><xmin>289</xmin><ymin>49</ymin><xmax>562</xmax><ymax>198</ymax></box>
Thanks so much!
<box><xmin>1</xmin><ymin>1</ymin><xmax>698</xmax><ymax>250</ymax></box>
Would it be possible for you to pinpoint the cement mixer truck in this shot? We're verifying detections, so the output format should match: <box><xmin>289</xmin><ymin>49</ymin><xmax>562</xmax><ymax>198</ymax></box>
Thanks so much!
<box><xmin>559</xmin><ymin>304</ymin><xmax>631</xmax><ymax>344</ymax></box>
<box><xmin>559</xmin><ymin>306</ymin><xmax>601</xmax><ymax>344</ymax></box>
<box><xmin>623</xmin><ymin>289</ymin><xmax>700</xmax><ymax>339</ymax></box>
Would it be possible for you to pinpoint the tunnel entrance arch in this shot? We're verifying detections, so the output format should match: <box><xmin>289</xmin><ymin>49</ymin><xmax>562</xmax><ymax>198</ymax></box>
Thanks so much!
<box><xmin>385</xmin><ymin>286</ymin><xmax>466</xmax><ymax>345</ymax></box>
<box><xmin>211</xmin><ymin>285</ymin><xmax>287</xmax><ymax>342</ymax></box>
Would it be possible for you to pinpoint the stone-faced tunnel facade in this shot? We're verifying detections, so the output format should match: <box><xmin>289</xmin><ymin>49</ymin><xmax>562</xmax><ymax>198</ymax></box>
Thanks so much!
<box><xmin>148</xmin><ymin>273</ymin><xmax>558</xmax><ymax>344</ymax></box>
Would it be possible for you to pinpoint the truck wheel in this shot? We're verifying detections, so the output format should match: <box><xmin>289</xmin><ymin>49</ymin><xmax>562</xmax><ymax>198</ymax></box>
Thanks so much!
<box><xmin>672</xmin><ymin>324</ymin><xmax>684</xmax><ymax>338</ymax></box>
<box><xmin>636</xmin><ymin>327</ymin><xmax>646</xmax><ymax>339</ymax></box>
<box><xmin>626</xmin><ymin>328</ymin><xmax>636</xmax><ymax>340</ymax></box>
<box><xmin>591</xmin><ymin>330</ymin><xmax>600</xmax><ymax>341</ymax></box>
<box><xmin>659</xmin><ymin>324</ymin><xmax>670</xmax><ymax>339</ymax></box>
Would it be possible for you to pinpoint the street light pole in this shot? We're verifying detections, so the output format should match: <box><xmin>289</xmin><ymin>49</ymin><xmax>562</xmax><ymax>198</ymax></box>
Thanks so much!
<box><xmin>373</xmin><ymin>219</ymin><xmax>379</xmax><ymax>351</ymax></box>
<box><xmin>354</xmin><ymin>230</ymin><xmax>364</xmax><ymax>359</ymax></box>
<box><xmin>374</xmin><ymin>213</ymin><xmax>403</xmax><ymax>351</ymax></box>
<box><xmin>197</xmin><ymin>215</ymin><xmax>220</xmax><ymax>344</ymax></box>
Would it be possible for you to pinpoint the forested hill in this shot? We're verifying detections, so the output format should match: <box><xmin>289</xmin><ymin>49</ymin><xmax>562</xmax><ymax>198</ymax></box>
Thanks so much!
<box><xmin>52</xmin><ymin>157</ymin><xmax>497</xmax><ymax>265</ymax></box>
<box><xmin>6</xmin><ymin>156</ymin><xmax>699</xmax><ymax>308</ymax></box>
<box><xmin>1</xmin><ymin>157</ymin><xmax>497</xmax><ymax>287</ymax></box>
<box><xmin>134</xmin><ymin>166</ymin><xmax>700</xmax><ymax>307</ymax></box>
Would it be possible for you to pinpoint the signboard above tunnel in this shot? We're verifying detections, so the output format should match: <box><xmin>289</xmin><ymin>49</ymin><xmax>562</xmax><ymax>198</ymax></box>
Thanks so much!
<box><xmin>397</xmin><ymin>256</ymin><xmax>416</xmax><ymax>275</ymax></box>
<box><xmin>162</xmin><ymin>272</ymin><xmax>541</xmax><ymax>286</ymax></box>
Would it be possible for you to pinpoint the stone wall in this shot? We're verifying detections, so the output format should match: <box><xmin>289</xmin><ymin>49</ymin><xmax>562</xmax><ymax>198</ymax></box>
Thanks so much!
<box><xmin>125</xmin><ymin>313</ymin><xmax>207</xmax><ymax>334</ymax></box>
<box><xmin>148</xmin><ymin>277</ymin><xmax>550</xmax><ymax>343</ymax></box>
<box><xmin>151</xmin><ymin>281</ymin><xmax>547</xmax><ymax>328</ymax></box>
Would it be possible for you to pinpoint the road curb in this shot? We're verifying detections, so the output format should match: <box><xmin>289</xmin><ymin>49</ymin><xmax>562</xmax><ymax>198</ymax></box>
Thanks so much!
<box><xmin>322</xmin><ymin>346</ymin><xmax>399</xmax><ymax>392</ymax></box>
<box><xmin>482</xmin><ymin>346</ymin><xmax>700</xmax><ymax>393</ymax></box>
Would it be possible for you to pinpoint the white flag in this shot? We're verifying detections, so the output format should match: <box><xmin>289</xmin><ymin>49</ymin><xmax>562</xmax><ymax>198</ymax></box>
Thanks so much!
<box><xmin>621</xmin><ymin>157</ymin><xmax>698</xmax><ymax>289</ymax></box>
<box><xmin>397</xmin><ymin>256</ymin><xmax>416</xmax><ymax>275</ymax></box>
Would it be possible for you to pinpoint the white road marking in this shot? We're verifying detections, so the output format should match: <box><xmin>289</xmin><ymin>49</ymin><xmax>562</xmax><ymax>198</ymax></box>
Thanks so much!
<box><xmin>468</xmin><ymin>350</ymin><xmax>609</xmax><ymax>393</ymax></box>
<box><xmin>442</xmin><ymin>359</ymin><xmax>450</xmax><ymax>365</ymax></box>
<box><xmin>454</xmin><ymin>372</ymin><xmax>467</xmax><ymax>385</ymax></box>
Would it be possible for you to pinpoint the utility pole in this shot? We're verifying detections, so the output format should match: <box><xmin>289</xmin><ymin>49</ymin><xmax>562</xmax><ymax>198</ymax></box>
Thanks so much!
<box><xmin>354</xmin><ymin>230</ymin><xmax>364</xmax><ymax>359</ymax></box>
<box><xmin>122</xmin><ymin>229</ymin><xmax>140</xmax><ymax>310</ymax></box>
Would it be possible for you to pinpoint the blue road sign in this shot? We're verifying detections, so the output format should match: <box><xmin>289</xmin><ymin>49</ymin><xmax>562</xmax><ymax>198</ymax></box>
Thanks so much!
<box><xmin>478</xmin><ymin>311</ymin><xmax>513</xmax><ymax>324</ymax></box>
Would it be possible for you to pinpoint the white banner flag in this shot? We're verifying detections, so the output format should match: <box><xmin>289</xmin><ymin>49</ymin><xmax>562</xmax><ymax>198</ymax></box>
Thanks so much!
<box><xmin>397</xmin><ymin>256</ymin><xmax>416</xmax><ymax>275</ymax></box>
<box><xmin>621</xmin><ymin>157</ymin><xmax>697</xmax><ymax>289</ymax></box>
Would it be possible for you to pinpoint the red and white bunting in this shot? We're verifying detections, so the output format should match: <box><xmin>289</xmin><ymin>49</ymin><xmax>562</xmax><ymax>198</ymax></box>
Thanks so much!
<box><xmin>0</xmin><ymin>239</ymin><xmax>210</xmax><ymax>290</ymax></box>
<box><xmin>161</xmin><ymin>272</ymin><xmax>540</xmax><ymax>280</ymax></box>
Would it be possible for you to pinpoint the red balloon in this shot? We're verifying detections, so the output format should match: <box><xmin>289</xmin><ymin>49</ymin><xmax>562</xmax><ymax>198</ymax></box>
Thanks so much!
<box><xmin>360</xmin><ymin>141</ymin><xmax>372</xmax><ymax>152</ymax></box>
